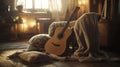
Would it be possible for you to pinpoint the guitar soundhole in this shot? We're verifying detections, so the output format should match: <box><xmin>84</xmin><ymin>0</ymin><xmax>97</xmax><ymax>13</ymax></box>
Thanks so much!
<box><xmin>52</xmin><ymin>42</ymin><xmax>60</xmax><ymax>47</ymax></box>
<box><xmin>58</xmin><ymin>33</ymin><xmax>63</xmax><ymax>39</ymax></box>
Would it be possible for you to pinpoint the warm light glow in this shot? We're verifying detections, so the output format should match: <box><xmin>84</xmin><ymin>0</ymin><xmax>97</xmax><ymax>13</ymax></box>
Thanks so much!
<box><xmin>78</xmin><ymin>0</ymin><xmax>89</xmax><ymax>14</ymax></box>
<box><xmin>29</xmin><ymin>22</ymin><xmax>36</xmax><ymax>27</ymax></box>
<box><xmin>20</xmin><ymin>17</ymin><xmax>36</xmax><ymax>32</ymax></box>
<box><xmin>78</xmin><ymin>0</ymin><xmax>88</xmax><ymax>5</ymax></box>
<box><xmin>22</xmin><ymin>18</ymin><xmax>26</xmax><ymax>23</ymax></box>
<box><xmin>83</xmin><ymin>0</ymin><xmax>86</xmax><ymax>5</ymax></box>
<box><xmin>78</xmin><ymin>1</ymin><xmax>82</xmax><ymax>5</ymax></box>
<box><xmin>23</xmin><ymin>23</ymin><xmax>28</xmax><ymax>28</ymax></box>
<box><xmin>20</xmin><ymin>23</ymin><xmax>28</xmax><ymax>32</ymax></box>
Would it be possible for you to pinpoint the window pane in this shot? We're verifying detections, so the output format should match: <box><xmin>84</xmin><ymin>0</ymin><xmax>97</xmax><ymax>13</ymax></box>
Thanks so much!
<box><xmin>25</xmin><ymin>0</ymin><xmax>32</xmax><ymax>9</ymax></box>
<box><xmin>15</xmin><ymin>0</ymin><xmax>49</xmax><ymax>11</ymax></box>
<box><xmin>16</xmin><ymin>0</ymin><xmax>25</xmax><ymax>6</ymax></box>
<box><xmin>35</xmin><ymin>0</ymin><xmax>48</xmax><ymax>9</ymax></box>
<box><xmin>34</xmin><ymin>0</ymin><xmax>42</xmax><ymax>9</ymax></box>
<box><xmin>42</xmin><ymin>0</ymin><xmax>48</xmax><ymax>9</ymax></box>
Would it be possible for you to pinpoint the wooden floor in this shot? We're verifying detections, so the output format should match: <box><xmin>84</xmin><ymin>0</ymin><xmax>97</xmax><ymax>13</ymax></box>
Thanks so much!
<box><xmin>0</xmin><ymin>41</ymin><xmax>120</xmax><ymax>67</ymax></box>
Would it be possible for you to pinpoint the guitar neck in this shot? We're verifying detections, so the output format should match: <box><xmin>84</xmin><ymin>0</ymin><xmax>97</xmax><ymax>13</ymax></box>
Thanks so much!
<box><xmin>60</xmin><ymin>21</ymin><xmax>70</xmax><ymax>35</ymax></box>
<box><xmin>60</xmin><ymin>7</ymin><xmax>80</xmax><ymax>36</ymax></box>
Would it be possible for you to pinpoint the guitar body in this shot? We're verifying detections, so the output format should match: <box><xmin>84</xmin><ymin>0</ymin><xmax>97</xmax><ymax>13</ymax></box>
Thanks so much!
<box><xmin>45</xmin><ymin>27</ymin><xmax>72</xmax><ymax>55</ymax></box>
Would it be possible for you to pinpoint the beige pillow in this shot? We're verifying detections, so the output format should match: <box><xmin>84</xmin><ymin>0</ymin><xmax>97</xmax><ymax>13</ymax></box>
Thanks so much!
<box><xmin>0</xmin><ymin>56</ymin><xmax>16</xmax><ymax>67</ymax></box>
<box><xmin>9</xmin><ymin>51</ymin><xmax>52</xmax><ymax>63</ymax></box>
<box><xmin>18</xmin><ymin>51</ymin><xmax>52</xmax><ymax>63</ymax></box>
<box><xmin>9</xmin><ymin>51</ymin><xmax>67</xmax><ymax>63</ymax></box>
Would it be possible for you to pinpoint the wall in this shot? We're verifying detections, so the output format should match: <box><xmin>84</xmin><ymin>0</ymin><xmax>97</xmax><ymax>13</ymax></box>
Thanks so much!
<box><xmin>108</xmin><ymin>0</ymin><xmax>120</xmax><ymax>52</ymax></box>
<box><xmin>97</xmin><ymin>0</ymin><xmax>120</xmax><ymax>52</ymax></box>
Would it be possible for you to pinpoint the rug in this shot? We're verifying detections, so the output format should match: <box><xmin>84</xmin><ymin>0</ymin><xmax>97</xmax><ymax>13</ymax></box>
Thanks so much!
<box><xmin>0</xmin><ymin>42</ymin><xmax>29</xmax><ymax>50</ymax></box>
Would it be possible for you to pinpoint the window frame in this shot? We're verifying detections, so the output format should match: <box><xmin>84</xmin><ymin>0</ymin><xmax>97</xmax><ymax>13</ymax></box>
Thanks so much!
<box><xmin>15</xmin><ymin>0</ymin><xmax>49</xmax><ymax>12</ymax></box>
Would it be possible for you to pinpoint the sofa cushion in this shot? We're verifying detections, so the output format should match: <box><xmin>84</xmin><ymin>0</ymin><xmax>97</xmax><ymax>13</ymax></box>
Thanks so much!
<box><xmin>28</xmin><ymin>34</ymin><xmax>50</xmax><ymax>52</ymax></box>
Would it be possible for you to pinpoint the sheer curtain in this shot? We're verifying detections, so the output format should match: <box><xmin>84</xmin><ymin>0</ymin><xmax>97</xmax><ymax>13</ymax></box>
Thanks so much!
<box><xmin>15</xmin><ymin>0</ymin><xmax>78</xmax><ymax>21</ymax></box>
<box><xmin>48</xmin><ymin>0</ymin><xmax>78</xmax><ymax>21</ymax></box>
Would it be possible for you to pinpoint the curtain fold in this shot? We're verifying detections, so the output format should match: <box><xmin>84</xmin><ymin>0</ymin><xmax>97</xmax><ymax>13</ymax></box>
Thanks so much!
<box><xmin>48</xmin><ymin>0</ymin><xmax>78</xmax><ymax>21</ymax></box>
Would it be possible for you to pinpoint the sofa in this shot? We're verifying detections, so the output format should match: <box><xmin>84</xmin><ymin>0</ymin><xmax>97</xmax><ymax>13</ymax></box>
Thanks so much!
<box><xmin>27</xmin><ymin>19</ymin><xmax>108</xmax><ymax>54</ymax></box>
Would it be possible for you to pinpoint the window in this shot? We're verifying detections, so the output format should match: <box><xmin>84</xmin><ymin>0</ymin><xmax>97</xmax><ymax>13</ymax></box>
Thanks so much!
<box><xmin>15</xmin><ymin>0</ymin><xmax>48</xmax><ymax>12</ymax></box>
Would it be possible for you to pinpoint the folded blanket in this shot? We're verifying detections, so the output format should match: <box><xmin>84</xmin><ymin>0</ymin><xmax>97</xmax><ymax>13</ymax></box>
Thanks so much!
<box><xmin>73</xmin><ymin>12</ymin><xmax>109</xmax><ymax>62</ymax></box>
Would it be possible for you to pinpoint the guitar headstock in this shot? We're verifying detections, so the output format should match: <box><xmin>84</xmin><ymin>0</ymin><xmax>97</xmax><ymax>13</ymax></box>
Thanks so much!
<box><xmin>68</xmin><ymin>6</ymin><xmax>80</xmax><ymax>21</ymax></box>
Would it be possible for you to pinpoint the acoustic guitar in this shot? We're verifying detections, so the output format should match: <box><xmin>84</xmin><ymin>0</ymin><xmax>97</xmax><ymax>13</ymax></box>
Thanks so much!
<box><xmin>45</xmin><ymin>7</ymin><xmax>80</xmax><ymax>56</ymax></box>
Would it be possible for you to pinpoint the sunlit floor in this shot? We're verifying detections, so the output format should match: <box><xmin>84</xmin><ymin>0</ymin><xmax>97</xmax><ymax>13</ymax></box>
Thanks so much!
<box><xmin>1</xmin><ymin>50</ymin><xmax>120</xmax><ymax>67</ymax></box>
<box><xmin>0</xmin><ymin>41</ymin><xmax>120</xmax><ymax>67</ymax></box>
